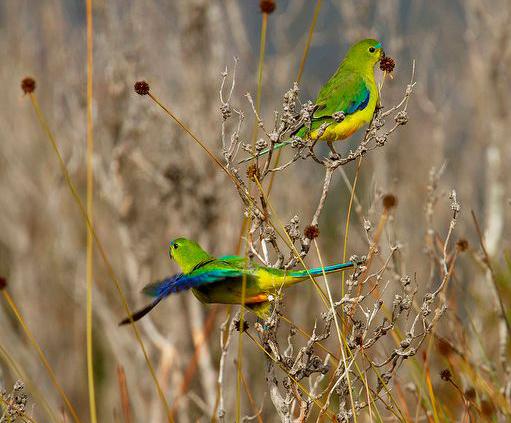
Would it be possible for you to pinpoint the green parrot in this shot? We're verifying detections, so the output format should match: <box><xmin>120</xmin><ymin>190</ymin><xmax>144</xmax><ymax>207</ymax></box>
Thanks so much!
<box><xmin>120</xmin><ymin>238</ymin><xmax>356</xmax><ymax>323</ymax></box>
<box><xmin>241</xmin><ymin>38</ymin><xmax>385</xmax><ymax>161</ymax></box>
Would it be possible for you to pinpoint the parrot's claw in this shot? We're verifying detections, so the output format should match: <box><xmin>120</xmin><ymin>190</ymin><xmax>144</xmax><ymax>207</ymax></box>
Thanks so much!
<box><xmin>328</xmin><ymin>151</ymin><xmax>342</xmax><ymax>161</ymax></box>
<box><xmin>326</xmin><ymin>141</ymin><xmax>340</xmax><ymax>160</ymax></box>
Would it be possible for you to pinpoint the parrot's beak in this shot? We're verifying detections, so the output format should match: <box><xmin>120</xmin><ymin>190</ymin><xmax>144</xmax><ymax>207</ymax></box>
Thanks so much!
<box><xmin>380</xmin><ymin>50</ymin><xmax>386</xmax><ymax>60</ymax></box>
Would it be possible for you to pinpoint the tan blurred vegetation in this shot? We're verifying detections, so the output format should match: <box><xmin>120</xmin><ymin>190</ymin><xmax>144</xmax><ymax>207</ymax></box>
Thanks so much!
<box><xmin>0</xmin><ymin>0</ymin><xmax>511</xmax><ymax>422</ymax></box>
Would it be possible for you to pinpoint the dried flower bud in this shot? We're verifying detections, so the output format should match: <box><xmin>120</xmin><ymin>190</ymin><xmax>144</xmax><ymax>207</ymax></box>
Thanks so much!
<box><xmin>304</xmin><ymin>224</ymin><xmax>320</xmax><ymax>240</ymax></box>
<box><xmin>220</xmin><ymin>104</ymin><xmax>231</xmax><ymax>119</ymax></box>
<box><xmin>21</xmin><ymin>77</ymin><xmax>36</xmax><ymax>94</ymax></box>
<box><xmin>259</xmin><ymin>0</ymin><xmax>276</xmax><ymax>14</ymax></box>
<box><xmin>234</xmin><ymin>319</ymin><xmax>249</xmax><ymax>333</ymax></box>
<box><xmin>0</xmin><ymin>276</ymin><xmax>6</xmax><ymax>290</ymax></box>
<box><xmin>382</xmin><ymin>193</ymin><xmax>398</xmax><ymax>210</ymax></box>
<box><xmin>395</xmin><ymin>111</ymin><xmax>408</xmax><ymax>125</ymax></box>
<box><xmin>380</xmin><ymin>56</ymin><xmax>395</xmax><ymax>73</ymax></box>
<box><xmin>375</xmin><ymin>135</ymin><xmax>387</xmax><ymax>145</ymax></box>
<box><xmin>134</xmin><ymin>80</ymin><xmax>150</xmax><ymax>96</ymax></box>
<box><xmin>464</xmin><ymin>387</ymin><xmax>476</xmax><ymax>402</ymax></box>
<box><xmin>373</xmin><ymin>117</ymin><xmax>385</xmax><ymax>129</ymax></box>
<box><xmin>440</xmin><ymin>369</ymin><xmax>452</xmax><ymax>381</ymax></box>
<box><xmin>456</xmin><ymin>238</ymin><xmax>469</xmax><ymax>252</ymax></box>
<box><xmin>13</xmin><ymin>380</ymin><xmax>24</xmax><ymax>391</ymax></box>
<box><xmin>246</xmin><ymin>164</ymin><xmax>259</xmax><ymax>181</ymax></box>
<box><xmin>255</xmin><ymin>138</ymin><xmax>267</xmax><ymax>152</ymax></box>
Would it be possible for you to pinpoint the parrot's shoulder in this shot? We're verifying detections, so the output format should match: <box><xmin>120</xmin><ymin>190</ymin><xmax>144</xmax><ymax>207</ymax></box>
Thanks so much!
<box><xmin>217</xmin><ymin>255</ymin><xmax>249</xmax><ymax>268</ymax></box>
<box><xmin>314</xmin><ymin>71</ymin><xmax>370</xmax><ymax>118</ymax></box>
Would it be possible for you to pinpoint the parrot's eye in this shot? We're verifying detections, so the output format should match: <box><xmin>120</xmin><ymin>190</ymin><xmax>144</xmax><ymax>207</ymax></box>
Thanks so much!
<box><xmin>369</xmin><ymin>47</ymin><xmax>376</xmax><ymax>53</ymax></box>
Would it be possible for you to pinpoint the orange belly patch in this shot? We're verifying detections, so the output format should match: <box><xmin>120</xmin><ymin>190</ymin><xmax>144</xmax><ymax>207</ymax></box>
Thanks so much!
<box><xmin>245</xmin><ymin>294</ymin><xmax>268</xmax><ymax>304</ymax></box>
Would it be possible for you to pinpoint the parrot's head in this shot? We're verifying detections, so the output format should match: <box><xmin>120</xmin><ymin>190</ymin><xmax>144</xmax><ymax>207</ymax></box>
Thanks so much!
<box><xmin>169</xmin><ymin>238</ymin><xmax>213</xmax><ymax>273</ymax></box>
<box><xmin>345</xmin><ymin>39</ymin><xmax>384</xmax><ymax>69</ymax></box>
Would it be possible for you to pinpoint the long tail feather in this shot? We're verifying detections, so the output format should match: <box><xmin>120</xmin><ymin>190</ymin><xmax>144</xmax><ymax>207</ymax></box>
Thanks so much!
<box><xmin>118</xmin><ymin>297</ymin><xmax>163</xmax><ymax>326</ymax></box>
<box><xmin>238</xmin><ymin>141</ymin><xmax>289</xmax><ymax>164</ymax></box>
<box><xmin>290</xmin><ymin>261</ymin><xmax>355</xmax><ymax>279</ymax></box>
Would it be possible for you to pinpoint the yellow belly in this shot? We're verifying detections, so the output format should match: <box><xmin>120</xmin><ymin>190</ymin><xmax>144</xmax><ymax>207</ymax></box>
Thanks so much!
<box><xmin>310</xmin><ymin>91</ymin><xmax>378</xmax><ymax>142</ymax></box>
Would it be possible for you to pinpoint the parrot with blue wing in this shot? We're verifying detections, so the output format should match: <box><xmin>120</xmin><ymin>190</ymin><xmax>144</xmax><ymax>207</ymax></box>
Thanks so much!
<box><xmin>241</xmin><ymin>38</ymin><xmax>385</xmax><ymax>161</ymax></box>
<box><xmin>119</xmin><ymin>238</ymin><xmax>356</xmax><ymax>324</ymax></box>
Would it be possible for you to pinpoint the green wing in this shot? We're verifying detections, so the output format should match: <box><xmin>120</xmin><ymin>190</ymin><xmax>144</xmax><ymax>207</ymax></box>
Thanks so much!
<box><xmin>295</xmin><ymin>72</ymin><xmax>370</xmax><ymax>136</ymax></box>
<box><xmin>315</xmin><ymin>72</ymin><xmax>370</xmax><ymax>116</ymax></box>
<box><xmin>218</xmin><ymin>255</ymin><xmax>248</xmax><ymax>268</ymax></box>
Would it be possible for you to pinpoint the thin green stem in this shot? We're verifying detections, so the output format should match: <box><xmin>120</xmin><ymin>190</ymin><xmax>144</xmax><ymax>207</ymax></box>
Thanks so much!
<box><xmin>85</xmin><ymin>1</ymin><xmax>97</xmax><ymax>422</ymax></box>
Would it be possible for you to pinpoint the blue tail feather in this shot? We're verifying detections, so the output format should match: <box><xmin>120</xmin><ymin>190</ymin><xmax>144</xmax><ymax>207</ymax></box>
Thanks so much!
<box><xmin>290</xmin><ymin>261</ymin><xmax>354</xmax><ymax>278</ymax></box>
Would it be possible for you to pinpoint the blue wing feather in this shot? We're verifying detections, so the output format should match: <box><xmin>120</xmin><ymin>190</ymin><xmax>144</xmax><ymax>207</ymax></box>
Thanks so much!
<box><xmin>142</xmin><ymin>268</ymin><xmax>243</xmax><ymax>299</ymax></box>
<box><xmin>345</xmin><ymin>88</ymin><xmax>370</xmax><ymax>114</ymax></box>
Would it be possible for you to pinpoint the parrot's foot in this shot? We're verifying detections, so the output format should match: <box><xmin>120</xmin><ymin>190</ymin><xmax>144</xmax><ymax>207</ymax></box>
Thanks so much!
<box><xmin>327</xmin><ymin>141</ymin><xmax>341</xmax><ymax>160</ymax></box>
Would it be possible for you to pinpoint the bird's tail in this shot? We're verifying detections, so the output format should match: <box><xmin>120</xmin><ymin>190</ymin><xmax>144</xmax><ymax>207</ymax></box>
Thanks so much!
<box><xmin>118</xmin><ymin>297</ymin><xmax>163</xmax><ymax>326</ymax></box>
<box><xmin>289</xmin><ymin>261</ymin><xmax>355</xmax><ymax>280</ymax></box>
<box><xmin>238</xmin><ymin>141</ymin><xmax>290</xmax><ymax>164</ymax></box>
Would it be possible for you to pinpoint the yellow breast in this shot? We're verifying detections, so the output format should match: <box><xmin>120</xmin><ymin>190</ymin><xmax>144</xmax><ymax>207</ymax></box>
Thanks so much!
<box><xmin>310</xmin><ymin>84</ymin><xmax>378</xmax><ymax>142</ymax></box>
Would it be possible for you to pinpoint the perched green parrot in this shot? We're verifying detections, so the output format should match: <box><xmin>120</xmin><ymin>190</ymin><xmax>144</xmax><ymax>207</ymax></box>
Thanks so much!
<box><xmin>120</xmin><ymin>238</ymin><xmax>356</xmax><ymax>323</ymax></box>
<box><xmin>242</xmin><ymin>38</ymin><xmax>384</xmax><ymax>161</ymax></box>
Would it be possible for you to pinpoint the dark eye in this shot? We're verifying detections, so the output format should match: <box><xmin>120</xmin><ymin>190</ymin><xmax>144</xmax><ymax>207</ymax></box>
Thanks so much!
<box><xmin>369</xmin><ymin>47</ymin><xmax>376</xmax><ymax>53</ymax></box>
<box><xmin>173</xmin><ymin>243</ymin><xmax>178</xmax><ymax>249</ymax></box>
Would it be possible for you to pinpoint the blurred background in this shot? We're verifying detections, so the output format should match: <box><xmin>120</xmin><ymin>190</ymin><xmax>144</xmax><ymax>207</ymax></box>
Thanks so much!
<box><xmin>0</xmin><ymin>0</ymin><xmax>510</xmax><ymax>421</ymax></box>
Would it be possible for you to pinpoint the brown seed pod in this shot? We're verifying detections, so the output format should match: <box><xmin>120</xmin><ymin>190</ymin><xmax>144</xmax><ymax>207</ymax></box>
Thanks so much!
<box><xmin>456</xmin><ymin>238</ymin><xmax>469</xmax><ymax>252</ymax></box>
<box><xmin>304</xmin><ymin>225</ymin><xmax>320</xmax><ymax>240</ymax></box>
<box><xmin>21</xmin><ymin>77</ymin><xmax>36</xmax><ymax>94</ymax></box>
<box><xmin>134</xmin><ymin>80</ymin><xmax>150</xmax><ymax>96</ymax></box>
<box><xmin>0</xmin><ymin>276</ymin><xmax>7</xmax><ymax>290</ymax></box>
<box><xmin>382</xmin><ymin>193</ymin><xmax>398</xmax><ymax>210</ymax></box>
<box><xmin>440</xmin><ymin>369</ymin><xmax>452</xmax><ymax>382</ymax></box>
<box><xmin>380</xmin><ymin>56</ymin><xmax>396</xmax><ymax>73</ymax></box>
<box><xmin>464</xmin><ymin>387</ymin><xmax>476</xmax><ymax>402</ymax></box>
<box><xmin>259</xmin><ymin>0</ymin><xmax>276</xmax><ymax>14</ymax></box>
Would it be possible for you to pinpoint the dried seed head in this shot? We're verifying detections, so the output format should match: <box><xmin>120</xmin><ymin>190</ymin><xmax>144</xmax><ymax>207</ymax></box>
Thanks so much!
<box><xmin>13</xmin><ymin>380</ymin><xmax>24</xmax><ymax>391</ymax></box>
<box><xmin>456</xmin><ymin>238</ymin><xmax>469</xmax><ymax>252</ymax></box>
<box><xmin>440</xmin><ymin>369</ymin><xmax>452</xmax><ymax>381</ymax></box>
<box><xmin>464</xmin><ymin>387</ymin><xmax>476</xmax><ymax>401</ymax></box>
<box><xmin>0</xmin><ymin>276</ymin><xmax>6</xmax><ymax>290</ymax></box>
<box><xmin>259</xmin><ymin>0</ymin><xmax>276</xmax><ymax>14</ymax></box>
<box><xmin>255</xmin><ymin>138</ymin><xmax>267</xmax><ymax>152</ymax></box>
<box><xmin>395</xmin><ymin>110</ymin><xmax>408</xmax><ymax>125</ymax></box>
<box><xmin>382</xmin><ymin>193</ymin><xmax>398</xmax><ymax>210</ymax></box>
<box><xmin>304</xmin><ymin>224</ymin><xmax>320</xmax><ymax>240</ymax></box>
<box><xmin>380</xmin><ymin>56</ymin><xmax>396</xmax><ymax>73</ymax></box>
<box><xmin>246</xmin><ymin>164</ymin><xmax>259</xmax><ymax>181</ymax></box>
<box><xmin>234</xmin><ymin>319</ymin><xmax>249</xmax><ymax>333</ymax></box>
<box><xmin>134</xmin><ymin>80</ymin><xmax>150</xmax><ymax>96</ymax></box>
<box><xmin>21</xmin><ymin>77</ymin><xmax>36</xmax><ymax>94</ymax></box>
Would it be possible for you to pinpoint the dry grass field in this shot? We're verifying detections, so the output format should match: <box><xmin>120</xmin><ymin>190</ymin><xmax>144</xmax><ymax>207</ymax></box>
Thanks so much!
<box><xmin>1</xmin><ymin>1</ymin><xmax>510</xmax><ymax>421</ymax></box>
